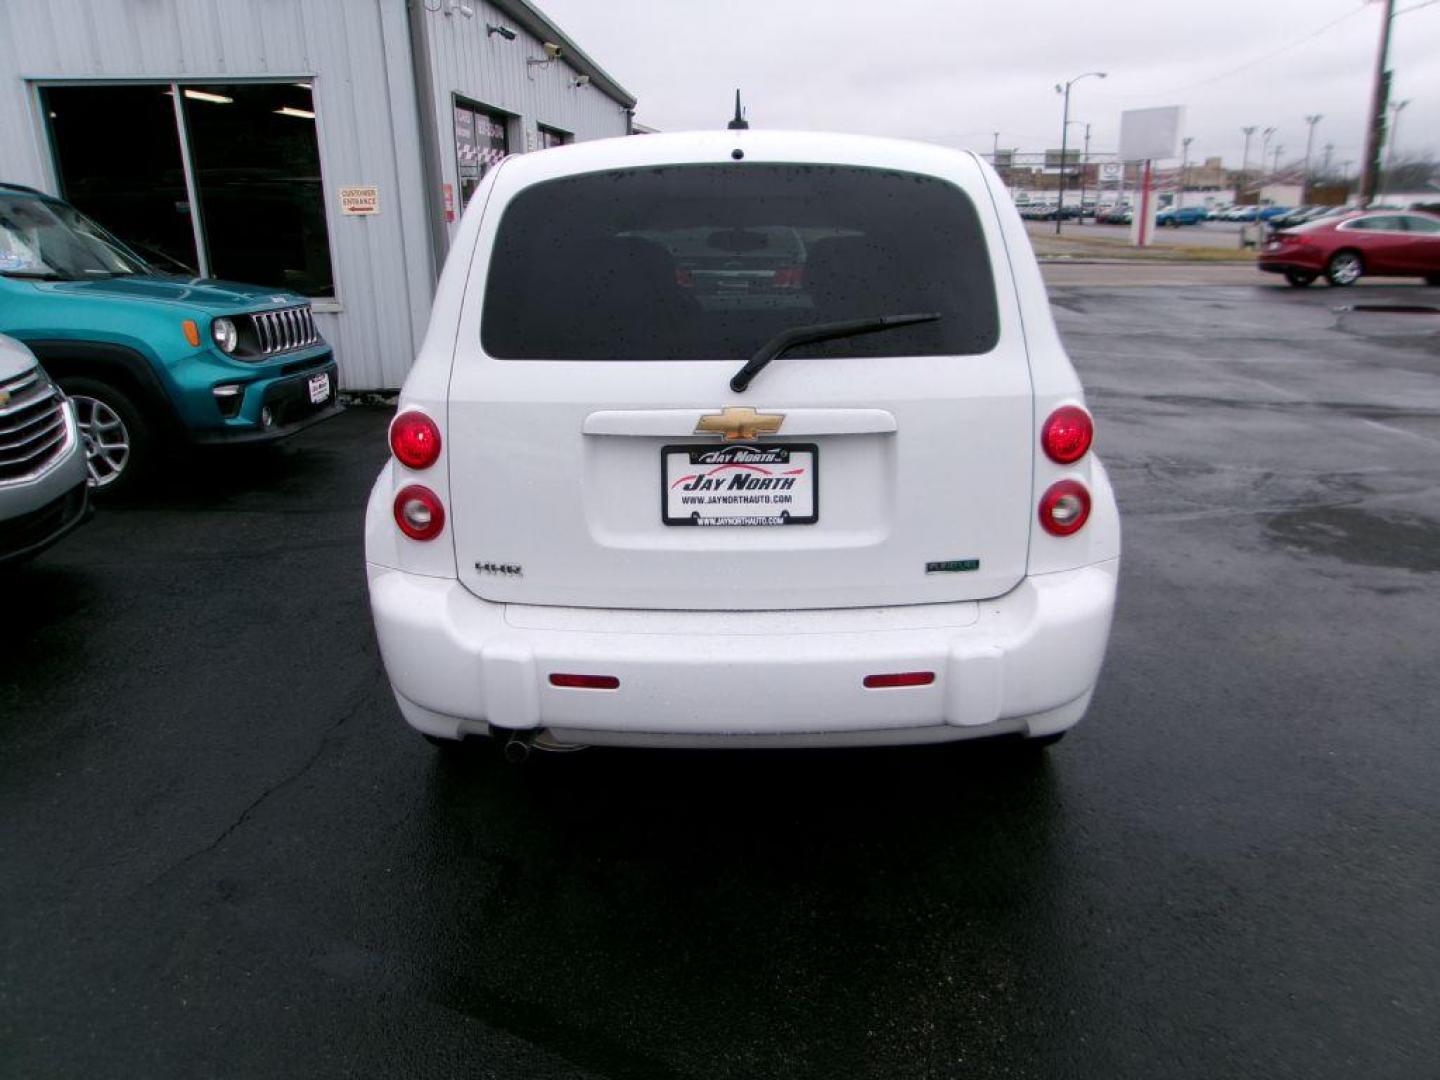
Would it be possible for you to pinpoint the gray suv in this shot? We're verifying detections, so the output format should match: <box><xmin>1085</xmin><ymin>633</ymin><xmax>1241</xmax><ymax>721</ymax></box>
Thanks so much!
<box><xmin>0</xmin><ymin>333</ymin><xmax>90</xmax><ymax>564</ymax></box>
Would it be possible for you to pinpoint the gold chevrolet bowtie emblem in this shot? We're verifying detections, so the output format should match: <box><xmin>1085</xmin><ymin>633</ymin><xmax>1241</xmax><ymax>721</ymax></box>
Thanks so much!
<box><xmin>0</xmin><ymin>389</ymin><xmax>8</xmax><ymax>408</ymax></box>
<box><xmin>694</xmin><ymin>406</ymin><xmax>785</xmax><ymax>441</ymax></box>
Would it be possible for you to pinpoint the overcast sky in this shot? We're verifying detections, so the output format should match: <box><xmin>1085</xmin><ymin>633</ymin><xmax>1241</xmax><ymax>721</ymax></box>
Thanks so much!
<box><xmin>540</xmin><ymin>0</ymin><xmax>1439</xmax><ymax>172</ymax></box>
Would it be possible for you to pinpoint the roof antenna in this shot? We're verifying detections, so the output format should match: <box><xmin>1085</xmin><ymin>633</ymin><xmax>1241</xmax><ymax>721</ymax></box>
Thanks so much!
<box><xmin>727</xmin><ymin>89</ymin><xmax>749</xmax><ymax>130</ymax></box>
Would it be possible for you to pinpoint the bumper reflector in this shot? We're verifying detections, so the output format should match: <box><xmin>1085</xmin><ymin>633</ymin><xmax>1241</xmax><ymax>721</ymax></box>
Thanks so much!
<box><xmin>863</xmin><ymin>671</ymin><xmax>935</xmax><ymax>689</ymax></box>
<box><xmin>550</xmin><ymin>673</ymin><xmax>621</xmax><ymax>690</ymax></box>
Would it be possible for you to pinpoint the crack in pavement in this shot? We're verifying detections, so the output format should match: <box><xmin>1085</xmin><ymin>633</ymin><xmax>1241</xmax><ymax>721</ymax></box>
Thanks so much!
<box><xmin>144</xmin><ymin>667</ymin><xmax>386</xmax><ymax>888</ymax></box>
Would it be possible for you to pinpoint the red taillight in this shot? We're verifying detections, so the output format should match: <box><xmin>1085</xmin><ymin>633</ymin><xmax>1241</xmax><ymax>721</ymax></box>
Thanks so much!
<box><xmin>1038</xmin><ymin>480</ymin><xmax>1091</xmax><ymax>537</ymax></box>
<box><xmin>393</xmin><ymin>484</ymin><xmax>445</xmax><ymax>541</ymax></box>
<box><xmin>772</xmin><ymin>267</ymin><xmax>804</xmax><ymax>288</ymax></box>
<box><xmin>863</xmin><ymin>671</ymin><xmax>935</xmax><ymax>689</ymax></box>
<box><xmin>549</xmin><ymin>673</ymin><xmax>621</xmax><ymax>690</ymax></box>
<box><xmin>390</xmin><ymin>411</ymin><xmax>442</xmax><ymax>469</ymax></box>
<box><xmin>1041</xmin><ymin>406</ymin><xmax>1093</xmax><ymax>464</ymax></box>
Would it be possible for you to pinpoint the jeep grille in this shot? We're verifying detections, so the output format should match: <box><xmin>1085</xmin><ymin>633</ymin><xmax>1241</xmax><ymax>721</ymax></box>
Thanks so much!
<box><xmin>248</xmin><ymin>305</ymin><xmax>321</xmax><ymax>356</ymax></box>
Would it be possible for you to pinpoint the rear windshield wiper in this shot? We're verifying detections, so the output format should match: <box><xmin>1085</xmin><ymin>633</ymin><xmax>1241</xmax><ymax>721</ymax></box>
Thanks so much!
<box><xmin>730</xmin><ymin>312</ymin><xmax>942</xmax><ymax>392</ymax></box>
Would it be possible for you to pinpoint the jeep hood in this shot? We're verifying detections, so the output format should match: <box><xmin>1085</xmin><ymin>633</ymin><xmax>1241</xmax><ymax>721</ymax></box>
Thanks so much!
<box><xmin>39</xmin><ymin>275</ymin><xmax>307</xmax><ymax>314</ymax></box>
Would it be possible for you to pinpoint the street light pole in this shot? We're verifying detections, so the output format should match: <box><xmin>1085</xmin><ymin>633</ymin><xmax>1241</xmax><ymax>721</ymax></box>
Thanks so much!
<box><xmin>1272</xmin><ymin>144</ymin><xmax>1283</xmax><ymax>175</ymax></box>
<box><xmin>1054</xmin><ymin>70</ymin><xmax>1107</xmax><ymax>236</ymax></box>
<box><xmin>1383</xmin><ymin>99</ymin><xmax>1409</xmax><ymax>194</ymax></box>
<box><xmin>1240</xmin><ymin>125</ymin><xmax>1256</xmax><ymax>199</ymax></box>
<box><xmin>1179</xmin><ymin>136</ymin><xmax>1192</xmax><ymax>210</ymax></box>
<box><xmin>1301</xmin><ymin>114</ymin><xmax>1322</xmax><ymax>201</ymax></box>
<box><xmin>1079</xmin><ymin>122</ymin><xmax>1092</xmax><ymax>219</ymax></box>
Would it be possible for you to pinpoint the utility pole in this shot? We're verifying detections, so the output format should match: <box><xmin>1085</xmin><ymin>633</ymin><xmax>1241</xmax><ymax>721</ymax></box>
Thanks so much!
<box><xmin>992</xmin><ymin>131</ymin><xmax>1000</xmax><ymax>162</ymax></box>
<box><xmin>1302</xmin><ymin>114</ymin><xmax>1322</xmax><ymax>201</ymax></box>
<box><xmin>1240</xmin><ymin>125</ymin><xmax>1256</xmax><ymax>200</ymax></box>
<box><xmin>1179</xmin><ymin>136</ymin><xmax>1192</xmax><ymax>210</ymax></box>
<box><xmin>1383</xmin><ymin>99</ymin><xmax>1409</xmax><ymax>194</ymax></box>
<box><xmin>1360</xmin><ymin>0</ymin><xmax>1396</xmax><ymax>205</ymax></box>
<box><xmin>1272</xmin><ymin>144</ymin><xmax>1283</xmax><ymax>175</ymax></box>
<box><xmin>1322</xmin><ymin>142</ymin><xmax>1334</xmax><ymax>177</ymax></box>
<box><xmin>1079</xmin><ymin>123</ymin><xmax>1092</xmax><ymax>219</ymax></box>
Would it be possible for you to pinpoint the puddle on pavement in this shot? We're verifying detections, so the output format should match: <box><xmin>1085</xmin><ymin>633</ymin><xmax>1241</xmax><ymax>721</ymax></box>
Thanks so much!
<box><xmin>1332</xmin><ymin>304</ymin><xmax>1440</xmax><ymax>343</ymax></box>
<box><xmin>1264</xmin><ymin>505</ymin><xmax>1440</xmax><ymax>573</ymax></box>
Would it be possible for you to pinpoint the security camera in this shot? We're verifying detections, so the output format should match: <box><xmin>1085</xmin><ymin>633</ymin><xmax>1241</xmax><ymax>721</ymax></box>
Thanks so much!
<box><xmin>572</xmin><ymin>75</ymin><xmax>591</xmax><ymax>88</ymax></box>
<box><xmin>543</xmin><ymin>41</ymin><xmax>563</xmax><ymax>59</ymax></box>
<box><xmin>486</xmin><ymin>22</ymin><xmax>516</xmax><ymax>39</ymax></box>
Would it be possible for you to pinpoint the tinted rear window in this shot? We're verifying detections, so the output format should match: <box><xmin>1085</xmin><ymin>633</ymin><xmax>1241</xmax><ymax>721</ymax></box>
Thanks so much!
<box><xmin>481</xmin><ymin>164</ymin><xmax>999</xmax><ymax>361</ymax></box>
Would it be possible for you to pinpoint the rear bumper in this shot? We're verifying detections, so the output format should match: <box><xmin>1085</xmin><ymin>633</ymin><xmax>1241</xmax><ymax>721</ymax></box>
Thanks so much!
<box><xmin>366</xmin><ymin>559</ymin><xmax>1119</xmax><ymax>747</ymax></box>
<box><xmin>1258</xmin><ymin>254</ymin><xmax>1324</xmax><ymax>275</ymax></box>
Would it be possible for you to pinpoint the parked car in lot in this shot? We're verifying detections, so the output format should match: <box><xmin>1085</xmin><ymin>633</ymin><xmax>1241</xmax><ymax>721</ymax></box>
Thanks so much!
<box><xmin>655</xmin><ymin>225</ymin><xmax>808</xmax><ymax>309</ymax></box>
<box><xmin>0</xmin><ymin>333</ymin><xmax>89</xmax><ymax>564</ymax></box>
<box><xmin>366</xmin><ymin>132</ymin><xmax>1121</xmax><ymax>757</ymax></box>
<box><xmin>1155</xmin><ymin>206</ymin><xmax>1208</xmax><ymax>227</ymax></box>
<box><xmin>1259</xmin><ymin>209</ymin><xmax>1440</xmax><ymax>286</ymax></box>
<box><xmin>0</xmin><ymin>182</ymin><xmax>342</xmax><ymax>493</ymax></box>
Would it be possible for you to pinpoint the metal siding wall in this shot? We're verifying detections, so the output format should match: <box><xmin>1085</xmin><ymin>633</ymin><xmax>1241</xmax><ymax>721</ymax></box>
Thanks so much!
<box><xmin>0</xmin><ymin>0</ymin><xmax>636</xmax><ymax>388</ymax></box>
<box><xmin>0</xmin><ymin>0</ymin><xmax>434</xmax><ymax>389</ymax></box>
<box><xmin>419</xmin><ymin>0</ymin><xmax>632</xmax><ymax>243</ymax></box>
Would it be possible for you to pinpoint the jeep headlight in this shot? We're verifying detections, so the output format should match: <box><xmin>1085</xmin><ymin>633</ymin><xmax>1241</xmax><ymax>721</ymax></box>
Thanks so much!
<box><xmin>212</xmin><ymin>317</ymin><xmax>238</xmax><ymax>354</ymax></box>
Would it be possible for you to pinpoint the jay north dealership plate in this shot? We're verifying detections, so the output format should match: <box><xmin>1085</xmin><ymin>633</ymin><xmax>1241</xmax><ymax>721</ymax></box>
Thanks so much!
<box><xmin>662</xmin><ymin>443</ymin><xmax>818</xmax><ymax>526</ymax></box>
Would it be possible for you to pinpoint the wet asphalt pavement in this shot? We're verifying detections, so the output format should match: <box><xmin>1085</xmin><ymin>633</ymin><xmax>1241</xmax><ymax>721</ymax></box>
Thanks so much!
<box><xmin>3</xmin><ymin>282</ymin><xmax>1438</xmax><ymax>1079</ymax></box>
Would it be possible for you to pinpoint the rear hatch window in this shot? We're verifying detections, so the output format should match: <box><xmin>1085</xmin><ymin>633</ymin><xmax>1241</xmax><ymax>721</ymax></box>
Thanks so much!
<box><xmin>481</xmin><ymin>164</ymin><xmax>1000</xmax><ymax>361</ymax></box>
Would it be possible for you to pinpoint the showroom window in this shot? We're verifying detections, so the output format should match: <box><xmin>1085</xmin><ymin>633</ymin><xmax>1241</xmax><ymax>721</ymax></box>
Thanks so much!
<box><xmin>453</xmin><ymin>96</ymin><xmax>510</xmax><ymax>207</ymax></box>
<box><xmin>537</xmin><ymin>125</ymin><xmax>571</xmax><ymax>150</ymax></box>
<box><xmin>40</xmin><ymin>82</ymin><xmax>335</xmax><ymax>298</ymax></box>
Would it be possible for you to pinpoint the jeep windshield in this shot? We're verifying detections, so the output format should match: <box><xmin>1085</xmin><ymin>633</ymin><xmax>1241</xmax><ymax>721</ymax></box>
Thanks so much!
<box><xmin>0</xmin><ymin>194</ymin><xmax>151</xmax><ymax>281</ymax></box>
<box><xmin>481</xmin><ymin>164</ymin><xmax>1000</xmax><ymax>361</ymax></box>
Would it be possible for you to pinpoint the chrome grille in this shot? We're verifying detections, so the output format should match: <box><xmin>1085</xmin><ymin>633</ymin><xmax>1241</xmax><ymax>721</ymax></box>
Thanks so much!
<box><xmin>0</xmin><ymin>369</ymin><xmax>70</xmax><ymax>484</ymax></box>
<box><xmin>247</xmin><ymin>305</ymin><xmax>321</xmax><ymax>357</ymax></box>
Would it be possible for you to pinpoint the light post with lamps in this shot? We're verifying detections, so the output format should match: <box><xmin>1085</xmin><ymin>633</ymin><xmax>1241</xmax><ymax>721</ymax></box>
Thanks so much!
<box><xmin>1054</xmin><ymin>70</ymin><xmax>1107</xmax><ymax>235</ymax></box>
<box><xmin>1302</xmin><ymin>114</ymin><xmax>1322</xmax><ymax>201</ymax></box>
<box><xmin>1178</xmin><ymin>136</ymin><xmax>1192</xmax><ymax>210</ymax></box>
<box><xmin>1383</xmin><ymin>99</ymin><xmax>1409</xmax><ymax>194</ymax></box>
<box><xmin>1240</xmin><ymin>126</ymin><xmax>1256</xmax><ymax>199</ymax></box>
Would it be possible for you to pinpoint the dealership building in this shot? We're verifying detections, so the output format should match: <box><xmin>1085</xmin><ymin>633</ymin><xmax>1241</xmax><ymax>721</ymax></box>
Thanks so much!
<box><xmin>0</xmin><ymin>0</ymin><xmax>637</xmax><ymax>388</ymax></box>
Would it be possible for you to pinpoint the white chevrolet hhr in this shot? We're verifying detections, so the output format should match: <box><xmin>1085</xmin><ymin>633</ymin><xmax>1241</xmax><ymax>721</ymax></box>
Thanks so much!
<box><xmin>365</xmin><ymin>131</ymin><xmax>1119</xmax><ymax>757</ymax></box>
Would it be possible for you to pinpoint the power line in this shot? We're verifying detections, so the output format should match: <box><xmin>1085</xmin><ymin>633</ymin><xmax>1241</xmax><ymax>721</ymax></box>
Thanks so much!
<box><xmin>1152</xmin><ymin>4</ymin><xmax>1371</xmax><ymax>96</ymax></box>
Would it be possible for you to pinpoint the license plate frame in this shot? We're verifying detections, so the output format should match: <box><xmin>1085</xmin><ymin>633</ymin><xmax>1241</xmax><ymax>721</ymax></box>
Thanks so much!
<box><xmin>307</xmin><ymin>371</ymin><xmax>331</xmax><ymax>405</ymax></box>
<box><xmin>661</xmin><ymin>443</ymin><xmax>819</xmax><ymax>527</ymax></box>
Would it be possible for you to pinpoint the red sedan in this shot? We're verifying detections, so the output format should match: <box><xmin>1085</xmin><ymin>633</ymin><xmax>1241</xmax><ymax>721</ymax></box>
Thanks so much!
<box><xmin>1259</xmin><ymin>210</ymin><xmax>1440</xmax><ymax>287</ymax></box>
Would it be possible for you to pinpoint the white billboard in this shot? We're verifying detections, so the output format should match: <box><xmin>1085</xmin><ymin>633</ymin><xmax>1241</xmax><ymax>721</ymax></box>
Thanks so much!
<box><xmin>1119</xmin><ymin>106</ymin><xmax>1183</xmax><ymax>162</ymax></box>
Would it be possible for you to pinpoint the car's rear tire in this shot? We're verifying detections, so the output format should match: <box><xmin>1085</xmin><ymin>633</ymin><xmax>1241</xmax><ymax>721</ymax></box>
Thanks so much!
<box><xmin>58</xmin><ymin>377</ymin><xmax>151</xmax><ymax>496</ymax></box>
<box><xmin>1284</xmin><ymin>270</ymin><xmax>1316</xmax><ymax>287</ymax></box>
<box><xmin>1325</xmin><ymin>250</ymin><xmax>1363</xmax><ymax>287</ymax></box>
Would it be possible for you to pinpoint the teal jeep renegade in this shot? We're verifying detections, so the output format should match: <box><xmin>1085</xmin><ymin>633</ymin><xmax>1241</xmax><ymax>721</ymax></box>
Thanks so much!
<box><xmin>0</xmin><ymin>183</ymin><xmax>341</xmax><ymax>492</ymax></box>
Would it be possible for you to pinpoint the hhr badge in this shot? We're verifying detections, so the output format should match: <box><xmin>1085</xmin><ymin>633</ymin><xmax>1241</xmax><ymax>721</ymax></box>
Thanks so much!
<box><xmin>695</xmin><ymin>407</ymin><xmax>785</xmax><ymax>441</ymax></box>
